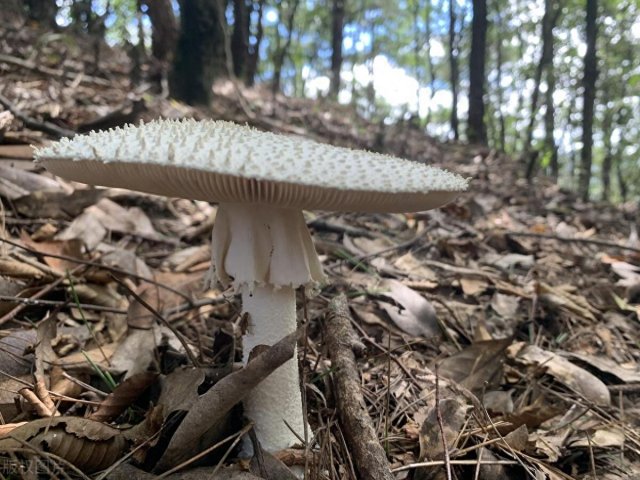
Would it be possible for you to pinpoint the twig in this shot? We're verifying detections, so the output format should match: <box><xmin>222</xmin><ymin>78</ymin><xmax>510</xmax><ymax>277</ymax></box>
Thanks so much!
<box><xmin>355</xmin><ymin>228</ymin><xmax>429</xmax><ymax>262</ymax></box>
<box><xmin>0</xmin><ymin>53</ymin><xmax>112</xmax><ymax>87</ymax></box>
<box><xmin>307</xmin><ymin>218</ymin><xmax>378</xmax><ymax>239</ymax></box>
<box><xmin>435</xmin><ymin>364</ymin><xmax>452</xmax><ymax>480</ymax></box>
<box><xmin>505</xmin><ymin>231</ymin><xmax>640</xmax><ymax>254</ymax></box>
<box><xmin>0</xmin><ymin>237</ymin><xmax>194</xmax><ymax>303</ymax></box>
<box><xmin>0</xmin><ymin>262</ymin><xmax>85</xmax><ymax>326</ymax></box>
<box><xmin>391</xmin><ymin>459</ymin><xmax>519</xmax><ymax>472</ymax></box>
<box><xmin>0</xmin><ymin>295</ymin><xmax>127</xmax><ymax>314</ymax></box>
<box><xmin>155</xmin><ymin>328</ymin><xmax>302</xmax><ymax>470</ymax></box>
<box><xmin>0</xmin><ymin>92</ymin><xmax>76</xmax><ymax>138</ymax></box>
<box><xmin>324</xmin><ymin>293</ymin><xmax>394</xmax><ymax>480</ymax></box>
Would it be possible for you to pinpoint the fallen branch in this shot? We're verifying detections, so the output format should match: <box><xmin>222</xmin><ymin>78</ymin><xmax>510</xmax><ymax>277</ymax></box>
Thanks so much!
<box><xmin>324</xmin><ymin>293</ymin><xmax>394</xmax><ymax>480</ymax></box>
<box><xmin>0</xmin><ymin>92</ymin><xmax>76</xmax><ymax>138</ymax></box>
<box><xmin>155</xmin><ymin>329</ymin><xmax>301</xmax><ymax>471</ymax></box>
<box><xmin>505</xmin><ymin>231</ymin><xmax>640</xmax><ymax>254</ymax></box>
<box><xmin>0</xmin><ymin>53</ymin><xmax>112</xmax><ymax>87</ymax></box>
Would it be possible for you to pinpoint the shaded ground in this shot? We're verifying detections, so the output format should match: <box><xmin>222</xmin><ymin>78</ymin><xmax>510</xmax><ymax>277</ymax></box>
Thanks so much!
<box><xmin>1</xmin><ymin>21</ymin><xmax>639</xmax><ymax>480</ymax></box>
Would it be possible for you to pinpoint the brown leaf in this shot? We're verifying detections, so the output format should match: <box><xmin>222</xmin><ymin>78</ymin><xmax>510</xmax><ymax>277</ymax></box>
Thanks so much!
<box><xmin>437</xmin><ymin>338</ymin><xmax>512</xmax><ymax>392</ymax></box>
<box><xmin>20</xmin><ymin>233</ymin><xmax>84</xmax><ymax>275</ymax></box>
<box><xmin>0</xmin><ymin>165</ymin><xmax>64</xmax><ymax>200</ymax></box>
<box><xmin>507</xmin><ymin>343</ymin><xmax>611</xmax><ymax>406</ymax></box>
<box><xmin>490</xmin><ymin>293</ymin><xmax>520</xmax><ymax>318</ymax></box>
<box><xmin>13</xmin><ymin>188</ymin><xmax>104</xmax><ymax>219</ymax></box>
<box><xmin>562</xmin><ymin>352</ymin><xmax>640</xmax><ymax>384</ymax></box>
<box><xmin>460</xmin><ymin>276</ymin><xmax>489</xmax><ymax>296</ymax></box>
<box><xmin>89</xmin><ymin>371</ymin><xmax>159</xmax><ymax>422</ymax></box>
<box><xmin>0</xmin><ymin>257</ymin><xmax>50</xmax><ymax>280</ymax></box>
<box><xmin>378</xmin><ymin>278</ymin><xmax>440</xmax><ymax>338</ymax></box>
<box><xmin>156</xmin><ymin>330</ymin><xmax>299</xmax><ymax>471</ymax></box>
<box><xmin>0</xmin><ymin>416</ymin><xmax>127</xmax><ymax>473</ymax></box>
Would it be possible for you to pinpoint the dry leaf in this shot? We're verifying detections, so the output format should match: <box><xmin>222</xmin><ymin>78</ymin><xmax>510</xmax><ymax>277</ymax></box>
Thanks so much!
<box><xmin>460</xmin><ymin>276</ymin><xmax>489</xmax><ymax>296</ymax></box>
<box><xmin>0</xmin><ymin>416</ymin><xmax>127</xmax><ymax>473</ymax></box>
<box><xmin>438</xmin><ymin>338</ymin><xmax>512</xmax><ymax>392</ymax></box>
<box><xmin>378</xmin><ymin>278</ymin><xmax>440</xmax><ymax>337</ymax></box>
<box><xmin>490</xmin><ymin>293</ymin><xmax>520</xmax><ymax>318</ymax></box>
<box><xmin>507</xmin><ymin>343</ymin><xmax>611</xmax><ymax>406</ymax></box>
<box><xmin>89</xmin><ymin>371</ymin><xmax>159</xmax><ymax>422</ymax></box>
<box><xmin>568</xmin><ymin>427</ymin><xmax>625</xmax><ymax>448</ymax></box>
<box><xmin>561</xmin><ymin>352</ymin><xmax>640</xmax><ymax>384</ymax></box>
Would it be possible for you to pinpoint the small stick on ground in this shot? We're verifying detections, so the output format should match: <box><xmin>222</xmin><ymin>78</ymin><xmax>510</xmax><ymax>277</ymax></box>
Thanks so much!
<box><xmin>324</xmin><ymin>293</ymin><xmax>394</xmax><ymax>480</ymax></box>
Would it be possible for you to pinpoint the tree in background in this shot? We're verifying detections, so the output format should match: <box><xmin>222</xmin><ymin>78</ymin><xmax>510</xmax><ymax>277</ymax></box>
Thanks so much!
<box><xmin>578</xmin><ymin>0</ymin><xmax>598</xmax><ymax>201</ymax></box>
<box><xmin>271</xmin><ymin>0</ymin><xmax>301</xmax><ymax>95</ymax></box>
<box><xmin>24</xmin><ymin>0</ymin><xmax>57</xmax><ymax>27</ymax></box>
<box><xmin>170</xmin><ymin>0</ymin><xmax>226</xmax><ymax>105</ymax></box>
<box><xmin>142</xmin><ymin>0</ymin><xmax>179</xmax><ymax>93</ymax></box>
<box><xmin>231</xmin><ymin>0</ymin><xmax>250</xmax><ymax>79</ymax></box>
<box><xmin>448</xmin><ymin>0</ymin><xmax>460</xmax><ymax>140</ymax></box>
<box><xmin>467</xmin><ymin>0</ymin><xmax>488</xmax><ymax>144</ymax></box>
<box><xmin>329</xmin><ymin>0</ymin><xmax>346</xmax><ymax>100</ymax></box>
<box><xmin>245</xmin><ymin>0</ymin><xmax>265</xmax><ymax>86</ymax></box>
<box><xmin>523</xmin><ymin>0</ymin><xmax>561</xmax><ymax>180</ymax></box>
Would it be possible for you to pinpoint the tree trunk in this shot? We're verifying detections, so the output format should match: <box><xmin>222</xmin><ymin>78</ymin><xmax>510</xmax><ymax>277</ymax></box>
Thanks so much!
<box><xmin>511</xmin><ymin>27</ymin><xmax>525</xmax><ymax>153</ymax></box>
<box><xmin>329</xmin><ymin>0</ymin><xmax>345</xmax><ymax>100</ymax></box>
<box><xmin>143</xmin><ymin>0</ymin><xmax>178</xmax><ymax>63</ymax></box>
<box><xmin>495</xmin><ymin>9</ymin><xmax>506</xmax><ymax>152</ymax></box>
<box><xmin>142</xmin><ymin>0</ymin><xmax>178</xmax><ymax>92</ymax></box>
<box><xmin>169</xmin><ymin>0</ymin><xmax>226</xmax><ymax>105</ymax></box>
<box><xmin>411</xmin><ymin>0</ymin><xmax>422</xmax><ymax>114</ymax></box>
<box><xmin>24</xmin><ymin>0</ymin><xmax>57</xmax><ymax>26</ymax></box>
<box><xmin>578</xmin><ymin>0</ymin><xmax>598</xmax><ymax>201</ymax></box>
<box><xmin>615</xmin><ymin>147</ymin><xmax>627</xmax><ymax>203</ymax></box>
<box><xmin>600</xmin><ymin>110</ymin><xmax>613</xmax><ymax>202</ymax></box>
<box><xmin>271</xmin><ymin>0</ymin><xmax>300</xmax><ymax>95</ymax></box>
<box><xmin>424</xmin><ymin>2</ymin><xmax>436</xmax><ymax>125</ymax></box>
<box><xmin>231</xmin><ymin>0</ymin><xmax>250</xmax><ymax>78</ymax></box>
<box><xmin>467</xmin><ymin>0</ymin><xmax>488</xmax><ymax>144</ymax></box>
<box><xmin>448</xmin><ymin>0</ymin><xmax>459</xmax><ymax>140</ymax></box>
<box><xmin>245</xmin><ymin>0</ymin><xmax>265</xmax><ymax>86</ymax></box>
<box><xmin>544</xmin><ymin>63</ymin><xmax>559</xmax><ymax>181</ymax></box>
<box><xmin>524</xmin><ymin>0</ymin><xmax>560</xmax><ymax>179</ymax></box>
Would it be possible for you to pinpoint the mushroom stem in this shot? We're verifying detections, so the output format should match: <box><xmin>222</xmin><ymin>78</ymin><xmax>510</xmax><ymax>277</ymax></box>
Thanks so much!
<box><xmin>242</xmin><ymin>285</ymin><xmax>305</xmax><ymax>452</ymax></box>
<box><xmin>210</xmin><ymin>202</ymin><xmax>323</xmax><ymax>453</ymax></box>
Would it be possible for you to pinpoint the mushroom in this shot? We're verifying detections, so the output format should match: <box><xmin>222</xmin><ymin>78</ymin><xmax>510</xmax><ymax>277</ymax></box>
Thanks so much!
<box><xmin>35</xmin><ymin>119</ymin><xmax>468</xmax><ymax>453</ymax></box>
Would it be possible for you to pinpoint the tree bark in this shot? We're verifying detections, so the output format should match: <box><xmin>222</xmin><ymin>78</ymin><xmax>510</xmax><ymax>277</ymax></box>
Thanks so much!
<box><xmin>169</xmin><ymin>0</ymin><xmax>226</xmax><ymax>105</ymax></box>
<box><xmin>545</xmin><ymin>62</ymin><xmax>559</xmax><ymax>181</ymax></box>
<box><xmin>143</xmin><ymin>0</ymin><xmax>178</xmax><ymax>64</ymax></box>
<box><xmin>329</xmin><ymin>0</ymin><xmax>345</xmax><ymax>100</ymax></box>
<box><xmin>578</xmin><ymin>0</ymin><xmax>598</xmax><ymax>201</ymax></box>
<box><xmin>495</xmin><ymin>9</ymin><xmax>506</xmax><ymax>152</ymax></box>
<box><xmin>24</xmin><ymin>0</ymin><xmax>57</xmax><ymax>27</ymax></box>
<box><xmin>231</xmin><ymin>0</ymin><xmax>250</xmax><ymax>78</ymax></box>
<box><xmin>448</xmin><ymin>0</ymin><xmax>459</xmax><ymax>140</ymax></box>
<box><xmin>524</xmin><ymin>0</ymin><xmax>560</xmax><ymax>179</ymax></box>
<box><xmin>467</xmin><ymin>0</ymin><xmax>488</xmax><ymax>144</ymax></box>
<box><xmin>271</xmin><ymin>0</ymin><xmax>300</xmax><ymax>95</ymax></box>
<box><xmin>600</xmin><ymin>107</ymin><xmax>614</xmax><ymax>202</ymax></box>
<box><xmin>424</xmin><ymin>2</ymin><xmax>436</xmax><ymax>125</ymax></box>
<box><xmin>245</xmin><ymin>0</ymin><xmax>265</xmax><ymax>86</ymax></box>
<box><xmin>411</xmin><ymin>0</ymin><xmax>422</xmax><ymax>115</ymax></box>
<box><xmin>615</xmin><ymin>147</ymin><xmax>627</xmax><ymax>203</ymax></box>
<box><xmin>142</xmin><ymin>0</ymin><xmax>178</xmax><ymax>92</ymax></box>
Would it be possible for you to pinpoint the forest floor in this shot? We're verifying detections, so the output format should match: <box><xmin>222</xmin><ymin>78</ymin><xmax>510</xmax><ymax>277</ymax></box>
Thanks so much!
<box><xmin>1</xmin><ymin>22</ymin><xmax>640</xmax><ymax>480</ymax></box>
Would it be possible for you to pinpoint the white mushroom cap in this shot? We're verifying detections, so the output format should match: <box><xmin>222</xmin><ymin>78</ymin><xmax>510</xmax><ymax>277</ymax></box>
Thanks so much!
<box><xmin>35</xmin><ymin>119</ymin><xmax>468</xmax><ymax>213</ymax></box>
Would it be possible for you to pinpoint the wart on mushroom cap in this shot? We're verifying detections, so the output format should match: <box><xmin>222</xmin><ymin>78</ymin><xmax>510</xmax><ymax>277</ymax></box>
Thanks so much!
<box><xmin>35</xmin><ymin>119</ymin><xmax>469</xmax><ymax>453</ymax></box>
